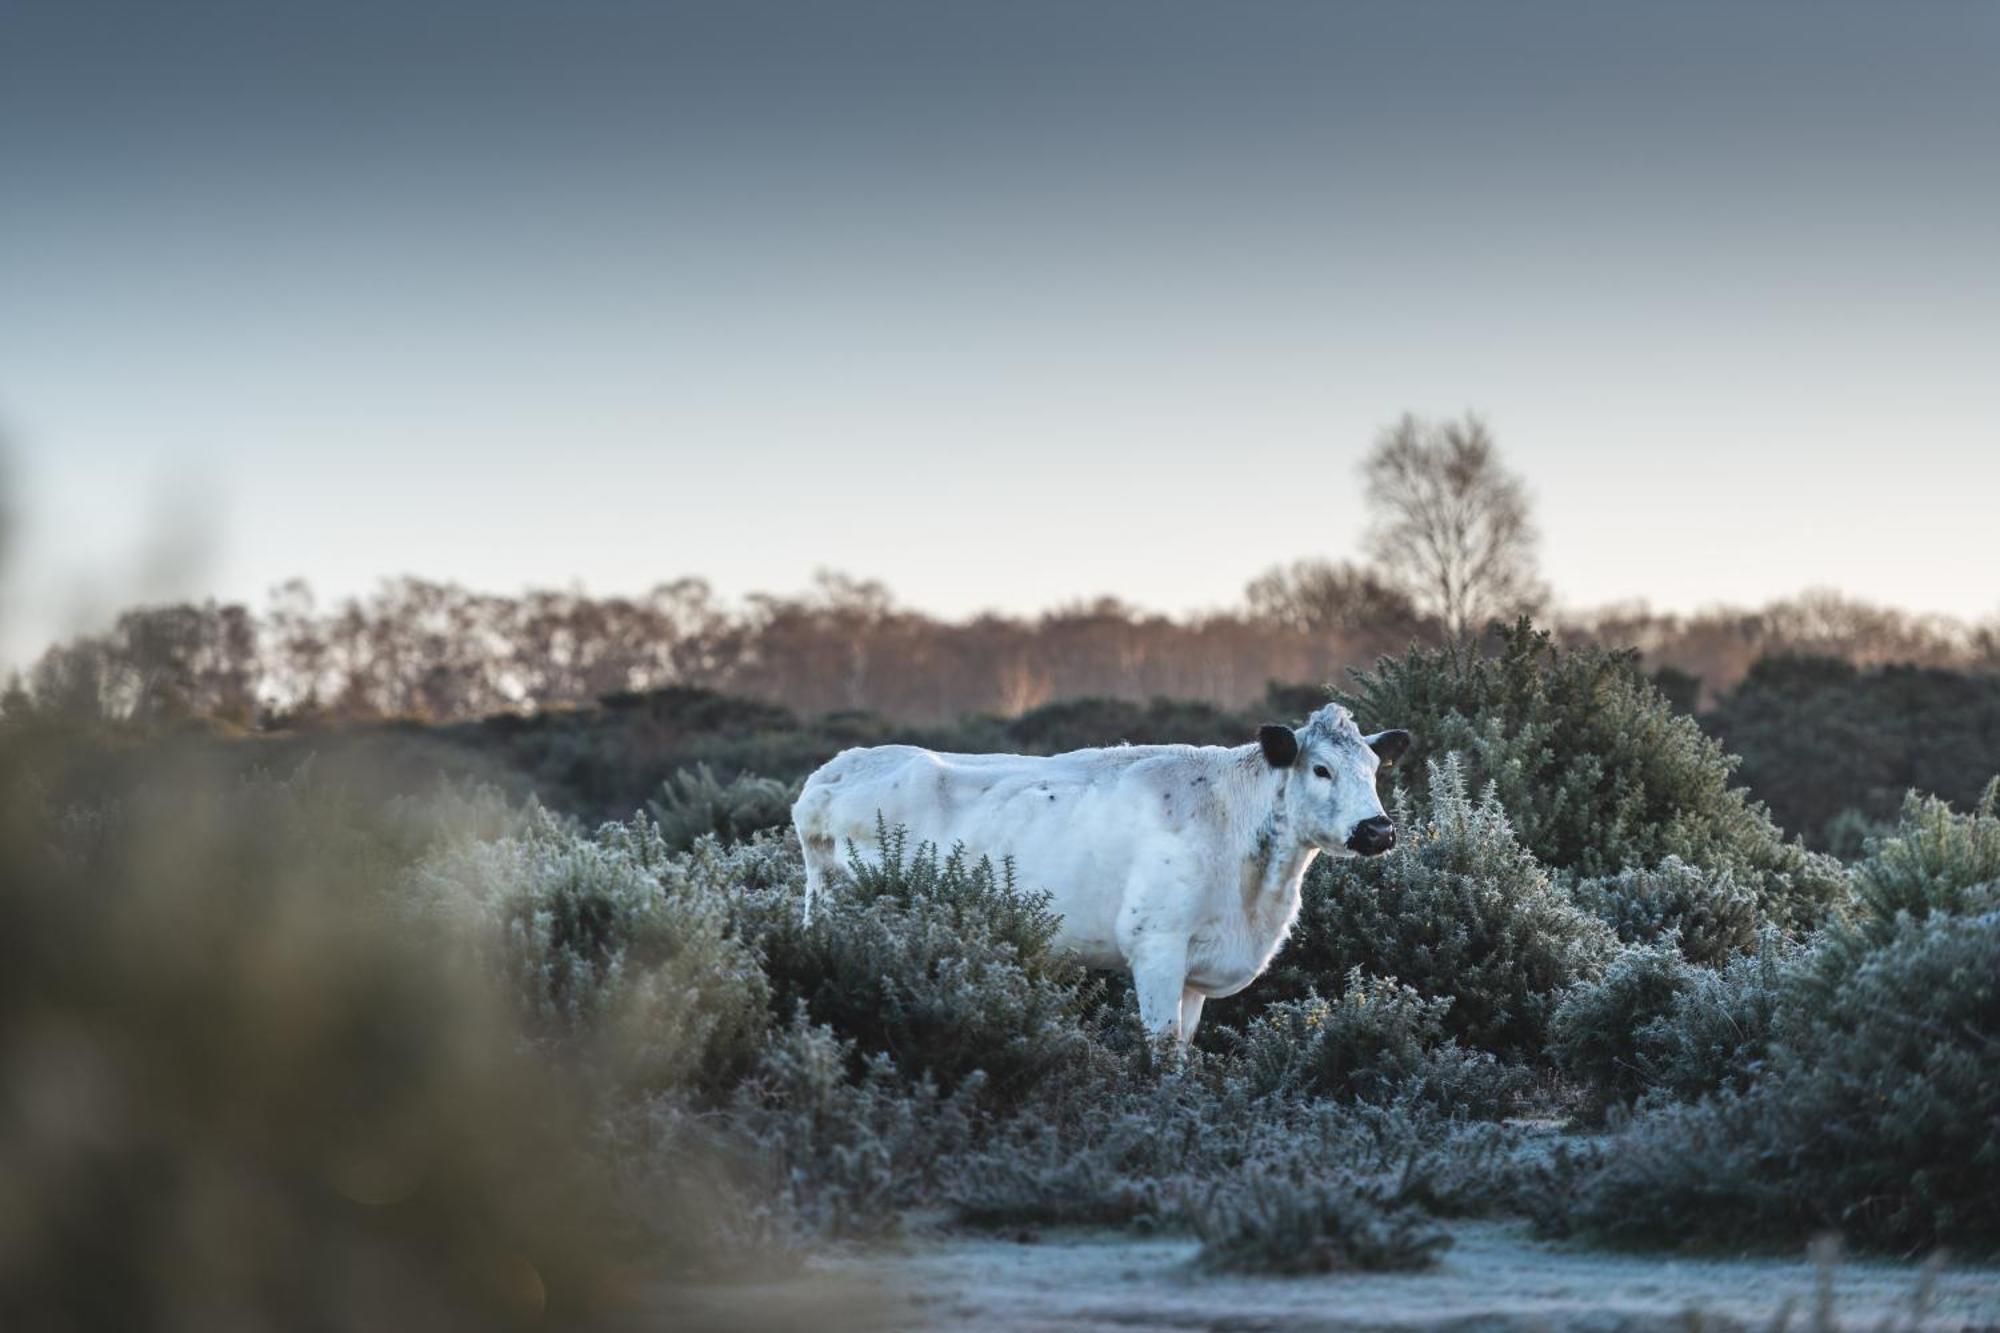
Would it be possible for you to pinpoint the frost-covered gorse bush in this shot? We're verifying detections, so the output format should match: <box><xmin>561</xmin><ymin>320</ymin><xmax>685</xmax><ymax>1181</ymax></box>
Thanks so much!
<box><xmin>1237</xmin><ymin>970</ymin><xmax>1527</xmax><ymax>1118</ymax></box>
<box><xmin>1568</xmin><ymin>856</ymin><xmax>1761</xmax><ymax>968</ymax></box>
<box><xmin>646</xmin><ymin>763</ymin><xmax>801</xmax><ymax>852</ymax></box>
<box><xmin>1547</xmin><ymin>942</ymin><xmax>1697</xmax><ymax>1120</ymax></box>
<box><xmin>722</xmin><ymin>821</ymin><xmax>1101</xmax><ymax>1105</ymax></box>
<box><xmin>1557</xmin><ymin>902</ymin><xmax>2000</xmax><ymax>1253</ymax></box>
<box><xmin>1341</xmin><ymin>621</ymin><xmax>1849</xmax><ymax>930</ymax></box>
<box><xmin>946</xmin><ymin>1052</ymin><xmax>1521</xmax><ymax>1240</ymax></box>
<box><xmin>1269</xmin><ymin>757</ymin><xmax>1616</xmax><ymax>1060</ymax></box>
<box><xmin>1191</xmin><ymin>1169</ymin><xmax>1452</xmax><ymax>1275</ymax></box>
<box><xmin>1552</xmin><ymin>929</ymin><xmax>1804</xmax><ymax>1118</ymax></box>
<box><xmin>728</xmin><ymin>1014</ymin><xmax>986</xmax><ymax>1241</ymax></box>
<box><xmin>1635</xmin><ymin>929</ymin><xmax>1795</xmax><ymax>1102</ymax></box>
<box><xmin>1552</xmin><ymin>782</ymin><xmax>2000</xmax><ymax>1253</ymax></box>
<box><xmin>1843</xmin><ymin>778</ymin><xmax>2000</xmax><ymax>936</ymax></box>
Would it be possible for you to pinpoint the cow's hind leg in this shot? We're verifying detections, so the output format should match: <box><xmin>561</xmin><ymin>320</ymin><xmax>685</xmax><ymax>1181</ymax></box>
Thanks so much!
<box><xmin>793</xmin><ymin>796</ymin><xmax>844</xmax><ymax>925</ymax></box>
<box><xmin>1178</xmin><ymin>989</ymin><xmax>1206</xmax><ymax>1047</ymax></box>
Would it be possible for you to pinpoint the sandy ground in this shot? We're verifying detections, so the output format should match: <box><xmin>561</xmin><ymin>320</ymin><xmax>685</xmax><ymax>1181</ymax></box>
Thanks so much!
<box><xmin>671</xmin><ymin>1220</ymin><xmax>2000</xmax><ymax>1332</ymax></box>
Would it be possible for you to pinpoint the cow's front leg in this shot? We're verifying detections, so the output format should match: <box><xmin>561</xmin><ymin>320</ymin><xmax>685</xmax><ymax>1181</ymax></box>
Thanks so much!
<box><xmin>1128</xmin><ymin>934</ymin><xmax>1191</xmax><ymax>1047</ymax></box>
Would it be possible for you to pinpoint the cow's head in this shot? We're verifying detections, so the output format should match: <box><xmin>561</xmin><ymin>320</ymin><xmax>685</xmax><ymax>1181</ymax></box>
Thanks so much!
<box><xmin>1257</xmin><ymin>704</ymin><xmax>1411</xmax><ymax>856</ymax></box>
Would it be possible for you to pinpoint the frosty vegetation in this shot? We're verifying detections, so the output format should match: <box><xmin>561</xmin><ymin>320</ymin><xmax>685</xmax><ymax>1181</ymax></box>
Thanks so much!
<box><xmin>4</xmin><ymin>628</ymin><xmax>1997</xmax><ymax>1330</ymax></box>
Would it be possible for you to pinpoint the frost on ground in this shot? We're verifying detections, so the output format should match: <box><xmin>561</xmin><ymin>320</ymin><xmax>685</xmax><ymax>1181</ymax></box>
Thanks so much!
<box><xmin>685</xmin><ymin>1221</ymin><xmax>2000</xmax><ymax>1333</ymax></box>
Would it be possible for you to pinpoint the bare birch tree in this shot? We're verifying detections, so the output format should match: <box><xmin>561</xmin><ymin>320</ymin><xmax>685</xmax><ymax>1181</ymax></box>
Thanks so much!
<box><xmin>1361</xmin><ymin>413</ymin><xmax>1544</xmax><ymax>641</ymax></box>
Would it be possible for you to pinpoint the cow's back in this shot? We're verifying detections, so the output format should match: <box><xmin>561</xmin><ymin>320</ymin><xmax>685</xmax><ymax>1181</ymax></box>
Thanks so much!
<box><xmin>793</xmin><ymin>742</ymin><xmax>1221</xmax><ymax>963</ymax></box>
<box><xmin>796</xmin><ymin>743</ymin><xmax>1144</xmax><ymax>864</ymax></box>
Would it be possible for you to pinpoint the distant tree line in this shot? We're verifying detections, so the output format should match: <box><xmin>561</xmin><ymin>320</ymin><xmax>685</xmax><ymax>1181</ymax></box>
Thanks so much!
<box><xmin>5</xmin><ymin>571</ymin><xmax>1404</xmax><ymax>726</ymax></box>
<box><xmin>10</xmin><ymin>571</ymin><xmax>1997</xmax><ymax>734</ymax></box>
<box><xmin>8</xmin><ymin>412</ymin><xmax>1995</xmax><ymax>729</ymax></box>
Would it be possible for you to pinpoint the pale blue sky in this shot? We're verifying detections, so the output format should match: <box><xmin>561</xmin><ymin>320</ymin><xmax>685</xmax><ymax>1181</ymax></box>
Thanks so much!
<box><xmin>2</xmin><ymin>2</ymin><xmax>1996</xmax><ymax>663</ymax></box>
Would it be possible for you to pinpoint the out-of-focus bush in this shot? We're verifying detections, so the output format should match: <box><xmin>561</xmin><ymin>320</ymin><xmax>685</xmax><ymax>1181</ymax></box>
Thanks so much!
<box><xmin>407</xmin><ymin>808</ymin><xmax>771</xmax><ymax>1098</ymax></box>
<box><xmin>1268</xmin><ymin>758</ymin><xmax>1617</xmax><ymax>1059</ymax></box>
<box><xmin>1236</xmin><ymin>970</ymin><xmax>1527</xmax><ymax>1118</ymax></box>
<box><xmin>0</xmin><ymin>753</ymin><xmax>640</xmax><ymax>1332</ymax></box>
<box><xmin>1819</xmin><ymin>806</ymin><xmax>1898</xmax><ymax>862</ymax></box>
<box><xmin>1341</xmin><ymin>622</ymin><xmax>1850</xmax><ymax>931</ymax></box>
<box><xmin>1567</xmin><ymin>856</ymin><xmax>1761</xmax><ymax>968</ymax></box>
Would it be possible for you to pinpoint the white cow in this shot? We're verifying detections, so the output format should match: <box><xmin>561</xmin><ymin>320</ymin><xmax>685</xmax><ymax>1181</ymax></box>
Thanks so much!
<box><xmin>791</xmin><ymin>703</ymin><xmax>1412</xmax><ymax>1046</ymax></box>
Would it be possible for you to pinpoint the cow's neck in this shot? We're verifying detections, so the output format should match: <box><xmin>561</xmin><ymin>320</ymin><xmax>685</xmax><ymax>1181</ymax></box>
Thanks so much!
<box><xmin>1240</xmin><ymin>824</ymin><xmax>1320</xmax><ymax>908</ymax></box>
<box><xmin>1234</xmin><ymin>751</ymin><xmax>1321</xmax><ymax>916</ymax></box>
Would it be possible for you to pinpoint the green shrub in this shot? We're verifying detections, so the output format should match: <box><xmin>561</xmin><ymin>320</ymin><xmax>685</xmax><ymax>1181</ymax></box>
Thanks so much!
<box><xmin>1191</xmin><ymin>1169</ymin><xmax>1452</xmax><ymax>1275</ymax></box>
<box><xmin>947</xmin><ymin>1136</ymin><xmax>1169</xmax><ymax>1231</ymax></box>
<box><xmin>1340</xmin><ymin>622</ymin><xmax>1849</xmax><ymax>930</ymax></box>
<box><xmin>407</xmin><ymin>808</ymin><xmax>771</xmax><ymax>1097</ymax></box>
<box><xmin>1788</xmin><ymin>778</ymin><xmax>2000</xmax><ymax>1030</ymax></box>
<box><xmin>1552</xmin><ymin>929</ymin><xmax>1808</xmax><ymax>1117</ymax></box>
<box><xmin>1267</xmin><ymin>757</ymin><xmax>1617</xmax><ymax>1059</ymax></box>
<box><xmin>943</xmin><ymin>1060</ymin><xmax>1227</xmax><ymax>1232</ymax></box>
<box><xmin>1237</xmin><ymin>970</ymin><xmax>1528</xmax><ymax>1118</ymax></box>
<box><xmin>1552</xmin><ymin>787</ymin><xmax>2000</xmax><ymax>1253</ymax></box>
<box><xmin>1558</xmin><ymin>900</ymin><xmax>2000</xmax><ymax>1253</ymax></box>
<box><xmin>719</xmin><ymin>824</ymin><xmax>1100</xmax><ymax>1105</ymax></box>
<box><xmin>1568</xmin><ymin>856</ymin><xmax>1761</xmax><ymax>968</ymax></box>
<box><xmin>1547</xmin><ymin>943</ymin><xmax>1696</xmax><ymax>1120</ymax></box>
<box><xmin>646</xmin><ymin>763</ymin><xmax>801</xmax><ymax>851</ymax></box>
<box><xmin>1638</xmin><ymin>929</ymin><xmax>1795</xmax><ymax>1101</ymax></box>
<box><xmin>1845</xmin><ymin>779</ymin><xmax>2000</xmax><ymax>935</ymax></box>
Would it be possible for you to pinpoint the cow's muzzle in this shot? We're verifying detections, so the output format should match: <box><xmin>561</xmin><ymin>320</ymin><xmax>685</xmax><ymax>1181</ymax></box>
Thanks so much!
<box><xmin>1346</xmin><ymin>816</ymin><xmax>1397</xmax><ymax>857</ymax></box>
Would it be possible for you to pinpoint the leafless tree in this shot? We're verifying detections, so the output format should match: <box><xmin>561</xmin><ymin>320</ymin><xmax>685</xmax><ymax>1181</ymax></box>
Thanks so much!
<box><xmin>1361</xmin><ymin>413</ymin><xmax>1544</xmax><ymax>642</ymax></box>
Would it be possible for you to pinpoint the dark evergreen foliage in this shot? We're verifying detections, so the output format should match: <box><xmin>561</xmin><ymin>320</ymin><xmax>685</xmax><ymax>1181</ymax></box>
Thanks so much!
<box><xmin>1338</xmin><ymin>620</ymin><xmax>1849</xmax><ymax>930</ymax></box>
<box><xmin>1552</xmin><ymin>783</ymin><xmax>2000</xmax><ymax>1253</ymax></box>
<box><xmin>1707</xmin><ymin>655</ymin><xmax>2000</xmax><ymax>852</ymax></box>
<box><xmin>1265</xmin><ymin>759</ymin><xmax>1618</xmax><ymax>1059</ymax></box>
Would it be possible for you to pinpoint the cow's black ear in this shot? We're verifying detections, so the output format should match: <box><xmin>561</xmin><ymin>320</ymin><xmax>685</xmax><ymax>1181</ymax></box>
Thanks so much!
<box><xmin>1366</xmin><ymin>729</ymin><xmax>1413</xmax><ymax>767</ymax></box>
<box><xmin>1258</xmin><ymin>724</ymin><xmax>1300</xmax><ymax>768</ymax></box>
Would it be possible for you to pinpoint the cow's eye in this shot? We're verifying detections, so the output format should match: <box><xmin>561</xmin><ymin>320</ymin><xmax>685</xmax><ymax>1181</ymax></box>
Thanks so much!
<box><xmin>1312</xmin><ymin>765</ymin><xmax>1331</xmax><ymax>779</ymax></box>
